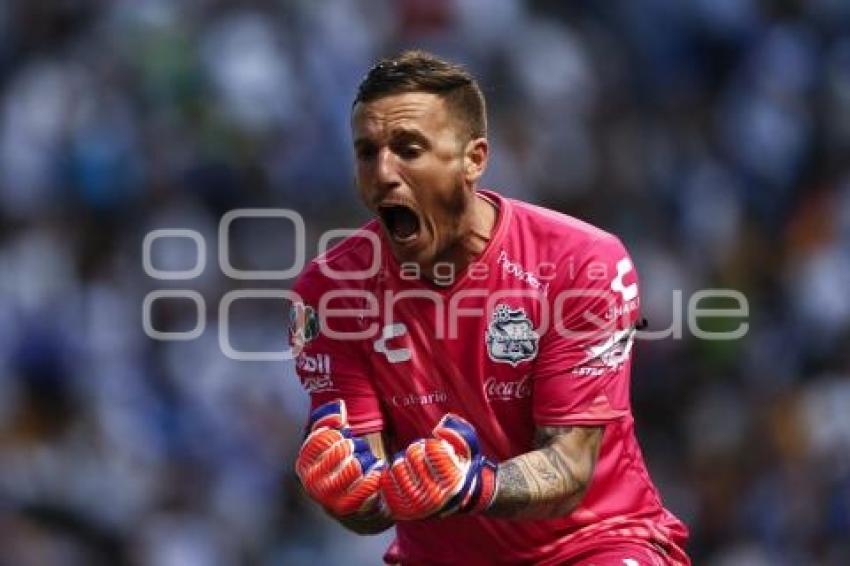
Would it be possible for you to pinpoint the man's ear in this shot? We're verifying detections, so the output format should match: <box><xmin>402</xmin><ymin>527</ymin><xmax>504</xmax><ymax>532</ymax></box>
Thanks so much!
<box><xmin>463</xmin><ymin>137</ymin><xmax>488</xmax><ymax>186</ymax></box>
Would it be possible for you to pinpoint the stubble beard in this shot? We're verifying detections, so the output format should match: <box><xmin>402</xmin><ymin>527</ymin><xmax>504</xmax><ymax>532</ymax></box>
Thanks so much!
<box><xmin>422</xmin><ymin>177</ymin><xmax>477</xmax><ymax>280</ymax></box>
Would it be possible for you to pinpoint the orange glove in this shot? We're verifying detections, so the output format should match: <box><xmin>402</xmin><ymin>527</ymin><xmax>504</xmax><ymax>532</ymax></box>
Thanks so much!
<box><xmin>295</xmin><ymin>400</ymin><xmax>386</xmax><ymax>516</ymax></box>
<box><xmin>380</xmin><ymin>414</ymin><xmax>497</xmax><ymax>520</ymax></box>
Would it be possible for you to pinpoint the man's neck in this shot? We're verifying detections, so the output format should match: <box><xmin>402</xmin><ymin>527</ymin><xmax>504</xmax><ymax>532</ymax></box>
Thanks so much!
<box><xmin>424</xmin><ymin>192</ymin><xmax>499</xmax><ymax>284</ymax></box>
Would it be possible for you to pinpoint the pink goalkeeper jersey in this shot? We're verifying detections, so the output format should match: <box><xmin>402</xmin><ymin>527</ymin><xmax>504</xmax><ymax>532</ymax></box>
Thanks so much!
<box><xmin>290</xmin><ymin>190</ymin><xmax>689</xmax><ymax>565</ymax></box>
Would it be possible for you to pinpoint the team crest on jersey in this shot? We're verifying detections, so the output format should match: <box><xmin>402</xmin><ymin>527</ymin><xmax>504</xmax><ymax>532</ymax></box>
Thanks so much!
<box><xmin>289</xmin><ymin>302</ymin><xmax>319</xmax><ymax>354</ymax></box>
<box><xmin>485</xmin><ymin>304</ymin><xmax>539</xmax><ymax>366</ymax></box>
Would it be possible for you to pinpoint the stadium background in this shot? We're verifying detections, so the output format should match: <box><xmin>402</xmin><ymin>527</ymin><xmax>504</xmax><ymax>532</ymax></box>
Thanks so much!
<box><xmin>1</xmin><ymin>1</ymin><xmax>849</xmax><ymax>564</ymax></box>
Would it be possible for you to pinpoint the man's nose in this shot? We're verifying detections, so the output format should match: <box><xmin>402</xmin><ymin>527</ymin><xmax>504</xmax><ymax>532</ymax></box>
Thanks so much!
<box><xmin>375</xmin><ymin>147</ymin><xmax>401</xmax><ymax>189</ymax></box>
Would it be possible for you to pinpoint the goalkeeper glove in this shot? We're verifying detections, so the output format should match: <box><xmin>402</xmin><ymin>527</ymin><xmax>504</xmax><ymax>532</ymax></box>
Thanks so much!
<box><xmin>295</xmin><ymin>399</ymin><xmax>386</xmax><ymax>517</ymax></box>
<box><xmin>381</xmin><ymin>414</ymin><xmax>497</xmax><ymax>520</ymax></box>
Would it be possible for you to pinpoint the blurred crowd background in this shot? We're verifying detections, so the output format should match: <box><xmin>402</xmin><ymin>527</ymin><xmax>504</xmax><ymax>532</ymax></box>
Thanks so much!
<box><xmin>1</xmin><ymin>0</ymin><xmax>849</xmax><ymax>564</ymax></box>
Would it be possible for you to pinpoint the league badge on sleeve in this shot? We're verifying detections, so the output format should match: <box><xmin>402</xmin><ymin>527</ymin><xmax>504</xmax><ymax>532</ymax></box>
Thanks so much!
<box><xmin>289</xmin><ymin>302</ymin><xmax>319</xmax><ymax>354</ymax></box>
<box><xmin>573</xmin><ymin>326</ymin><xmax>636</xmax><ymax>377</ymax></box>
<box><xmin>485</xmin><ymin>304</ymin><xmax>540</xmax><ymax>366</ymax></box>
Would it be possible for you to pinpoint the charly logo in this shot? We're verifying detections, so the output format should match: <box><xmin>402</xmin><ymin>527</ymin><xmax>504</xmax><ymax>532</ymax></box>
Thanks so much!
<box><xmin>485</xmin><ymin>304</ymin><xmax>540</xmax><ymax>366</ymax></box>
<box><xmin>289</xmin><ymin>302</ymin><xmax>319</xmax><ymax>354</ymax></box>
<box><xmin>611</xmin><ymin>257</ymin><xmax>638</xmax><ymax>302</ymax></box>
<box><xmin>373</xmin><ymin>323</ymin><xmax>411</xmax><ymax>364</ymax></box>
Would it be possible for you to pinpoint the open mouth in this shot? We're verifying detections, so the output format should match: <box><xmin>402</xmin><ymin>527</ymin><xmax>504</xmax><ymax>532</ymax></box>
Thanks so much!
<box><xmin>378</xmin><ymin>204</ymin><xmax>421</xmax><ymax>244</ymax></box>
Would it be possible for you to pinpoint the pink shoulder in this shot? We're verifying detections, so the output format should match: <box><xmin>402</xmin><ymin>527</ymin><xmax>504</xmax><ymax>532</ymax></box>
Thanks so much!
<box><xmin>293</xmin><ymin>220</ymin><xmax>383</xmax><ymax>294</ymax></box>
<box><xmin>507</xmin><ymin>197</ymin><xmax>622</xmax><ymax>254</ymax></box>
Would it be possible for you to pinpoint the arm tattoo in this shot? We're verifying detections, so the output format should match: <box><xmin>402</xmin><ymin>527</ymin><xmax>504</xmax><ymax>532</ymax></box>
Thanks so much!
<box><xmin>486</xmin><ymin>425</ymin><xmax>603</xmax><ymax>519</ymax></box>
<box><xmin>491</xmin><ymin>460</ymin><xmax>531</xmax><ymax>509</ymax></box>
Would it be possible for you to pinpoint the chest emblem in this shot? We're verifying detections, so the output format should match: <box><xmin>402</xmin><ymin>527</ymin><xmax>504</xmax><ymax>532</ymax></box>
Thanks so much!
<box><xmin>486</xmin><ymin>304</ymin><xmax>540</xmax><ymax>366</ymax></box>
<box><xmin>374</xmin><ymin>323</ymin><xmax>411</xmax><ymax>363</ymax></box>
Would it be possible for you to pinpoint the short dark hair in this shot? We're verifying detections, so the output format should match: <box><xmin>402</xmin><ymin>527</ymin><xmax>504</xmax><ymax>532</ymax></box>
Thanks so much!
<box><xmin>353</xmin><ymin>50</ymin><xmax>487</xmax><ymax>139</ymax></box>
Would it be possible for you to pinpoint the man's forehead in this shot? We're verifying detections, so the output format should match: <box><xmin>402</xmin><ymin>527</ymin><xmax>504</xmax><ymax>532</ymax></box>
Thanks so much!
<box><xmin>352</xmin><ymin>92</ymin><xmax>450</xmax><ymax>136</ymax></box>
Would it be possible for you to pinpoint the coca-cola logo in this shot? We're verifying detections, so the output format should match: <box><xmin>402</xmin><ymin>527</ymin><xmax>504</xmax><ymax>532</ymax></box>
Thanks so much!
<box><xmin>485</xmin><ymin>375</ymin><xmax>531</xmax><ymax>401</ymax></box>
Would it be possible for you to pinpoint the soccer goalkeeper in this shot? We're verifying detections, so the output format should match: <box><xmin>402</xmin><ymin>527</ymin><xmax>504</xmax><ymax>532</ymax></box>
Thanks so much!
<box><xmin>290</xmin><ymin>50</ymin><xmax>690</xmax><ymax>565</ymax></box>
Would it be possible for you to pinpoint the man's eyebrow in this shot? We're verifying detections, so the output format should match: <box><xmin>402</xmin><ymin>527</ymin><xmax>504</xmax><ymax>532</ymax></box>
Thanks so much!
<box><xmin>388</xmin><ymin>127</ymin><xmax>429</xmax><ymax>143</ymax></box>
<box><xmin>354</xmin><ymin>128</ymin><xmax>428</xmax><ymax>148</ymax></box>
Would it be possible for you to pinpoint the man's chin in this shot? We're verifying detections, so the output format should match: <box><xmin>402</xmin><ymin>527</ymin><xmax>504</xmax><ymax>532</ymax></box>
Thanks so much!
<box><xmin>383</xmin><ymin>227</ymin><xmax>418</xmax><ymax>255</ymax></box>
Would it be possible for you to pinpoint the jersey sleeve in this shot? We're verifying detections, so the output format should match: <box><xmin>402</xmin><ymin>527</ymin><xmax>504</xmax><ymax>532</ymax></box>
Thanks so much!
<box><xmin>532</xmin><ymin>235</ymin><xmax>640</xmax><ymax>426</ymax></box>
<box><xmin>290</xmin><ymin>268</ymin><xmax>383</xmax><ymax>435</ymax></box>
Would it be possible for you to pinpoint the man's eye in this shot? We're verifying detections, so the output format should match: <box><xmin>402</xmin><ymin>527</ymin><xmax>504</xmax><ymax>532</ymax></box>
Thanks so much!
<box><xmin>397</xmin><ymin>145</ymin><xmax>423</xmax><ymax>159</ymax></box>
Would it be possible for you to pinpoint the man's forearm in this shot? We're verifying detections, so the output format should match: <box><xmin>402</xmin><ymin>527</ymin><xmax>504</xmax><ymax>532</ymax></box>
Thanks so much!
<box><xmin>486</xmin><ymin>447</ymin><xmax>587</xmax><ymax>519</ymax></box>
<box><xmin>485</xmin><ymin>426</ymin><xmax>602</xmax><ymax>520</ymax></box>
